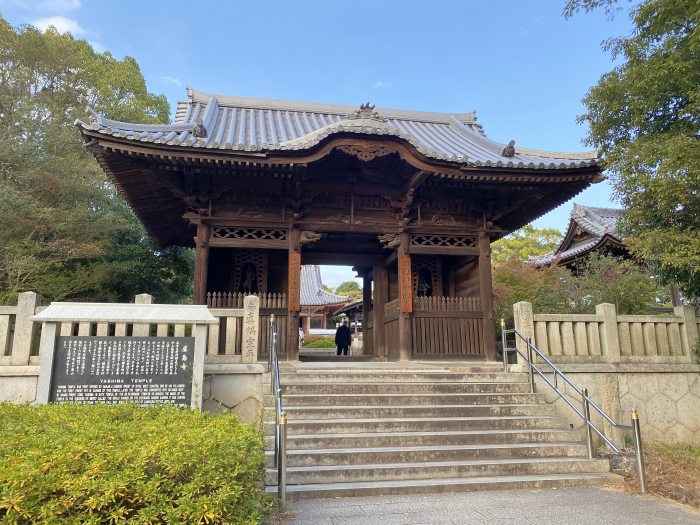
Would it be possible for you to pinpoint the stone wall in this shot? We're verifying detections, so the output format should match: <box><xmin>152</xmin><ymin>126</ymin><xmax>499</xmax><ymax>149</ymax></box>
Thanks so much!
<box><xmin>512</xmin><ymin>301</ymin><xmax>700</xmax><ymax>446</ymax></box>
<box><xmin>0</xmin><ymin>363</ymin><xmax>266</xmax><ymax>427</ymax></box>
<box><xmin>533</xmin><ymin>364</ymin><xmax>700</xmax><ymax>446</ymax></box>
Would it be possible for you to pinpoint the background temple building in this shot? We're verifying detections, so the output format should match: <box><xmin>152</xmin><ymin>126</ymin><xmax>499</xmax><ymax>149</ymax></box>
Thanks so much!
<box><xmin>299</xmin><ymin>265</ymin><xmax>351</xmax><ymax>333</ymax></box>
<box><xmin>78</xmin><ymin>87</ymin><xmax>603</xmax><ymax>361</ymax></box>
<box><xmin>531</xmin><ymin>204</ymin><xmax>626</xmax><ymax>269</ymax></box>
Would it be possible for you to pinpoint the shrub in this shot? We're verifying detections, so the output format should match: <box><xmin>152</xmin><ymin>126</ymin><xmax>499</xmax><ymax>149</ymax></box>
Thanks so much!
<box><xmin>0</xmin><ymin>403</ymin><xmax>272</xmax><ymax>524</ymax></box>
<box><xmin>302</xmin><ymin>335</ymin><xmax>336</xmax><ymax>348</ymax></box>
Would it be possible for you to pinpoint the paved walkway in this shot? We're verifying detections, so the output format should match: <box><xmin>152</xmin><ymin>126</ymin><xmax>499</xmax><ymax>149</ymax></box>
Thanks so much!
<box><xmin>277</xmin><ymin>487</ymin><xmax>700</xmax><ymax>525</ymax></box>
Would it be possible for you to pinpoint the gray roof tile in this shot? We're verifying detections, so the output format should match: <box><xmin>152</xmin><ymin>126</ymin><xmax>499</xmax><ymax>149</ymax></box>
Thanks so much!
<box><xmin>301</xmin><ymin>265</ymin><xmax>351</xmax><ymax>306</ymax></box>
<box><xmin>530</xmin><ymin>204</ymin><xmax>623</xmax><ymax>266</ymax></box>
<box><xmin>78</xmin><ymin>87</ymin><xmax>600</xmax><ymax>170</ymax></box>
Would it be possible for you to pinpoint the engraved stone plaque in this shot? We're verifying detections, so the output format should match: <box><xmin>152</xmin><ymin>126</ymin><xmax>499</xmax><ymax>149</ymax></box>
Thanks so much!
<box><xmin>49</xmin><ymin>337</ymin><xmax>196</xmax><ymax>407</ymax></box>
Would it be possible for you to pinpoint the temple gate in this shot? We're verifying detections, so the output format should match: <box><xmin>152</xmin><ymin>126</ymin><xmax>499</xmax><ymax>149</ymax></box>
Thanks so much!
<box><xmin>79</xmin><ymin>89</ymin><xmax>603</xmax><ymax>361</ymax></box>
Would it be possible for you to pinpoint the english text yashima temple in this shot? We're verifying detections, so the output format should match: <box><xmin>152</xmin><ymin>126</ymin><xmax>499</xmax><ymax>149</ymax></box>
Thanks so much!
<box><xmin>78</xmin><ymin>88</ymin><xmax>603</xmax><ymax>361</ymax></box>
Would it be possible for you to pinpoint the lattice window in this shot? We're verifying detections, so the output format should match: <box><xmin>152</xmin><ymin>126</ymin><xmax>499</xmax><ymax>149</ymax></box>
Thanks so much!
<box><xmin>411</xmin><ymin>234</ymin><xmax>476</xmax><ymax>248</ymax></box>
<box><xmin>412</xmin><ymin>255</ymin><xmax>440</xmax><ymax>296</ymax></box>
<box><xmin>213</xmin><ymin>228</ymin><xmax>287</xmax><ymax>241</ymax></box>
<box><xmin>234</xmin><ymin>250</ymin><xmax>265</xmax><ymax>294</ymax></box>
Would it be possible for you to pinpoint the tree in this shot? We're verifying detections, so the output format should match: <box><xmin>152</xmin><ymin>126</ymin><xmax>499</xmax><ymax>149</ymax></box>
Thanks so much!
<box><xmin>335</xmin><ymin>281</ymin><xmax>363</xmax><ymax>301</ymax></box>
<box><xmin>565</xmin><ymin>0</ymin><xmax>700</xmax><ymax>298</ymax></box>
<box><xmin>493</xmin><ymin>253</ymin><xmax>662</xmax><ymax>326</ymax></box>
<box><xmin>491</xmin><ymin>224</ymin><xmax>561</xmax><ymax>266</ymax></box>
<box><xmin>0</xmin><ymin>16</ymin><xmax>193</xmax><ymax>303</ymax></box>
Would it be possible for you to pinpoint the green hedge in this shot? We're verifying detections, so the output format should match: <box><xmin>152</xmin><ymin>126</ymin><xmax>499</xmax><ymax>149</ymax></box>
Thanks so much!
<box><xmin>0</xmin><ymin>403</ymin><xmax>272</xmax><ymax>524</ymax></box>
<box><xmin>302</xmin><ymin>335</ymin><xmax>336</xmax><ymax>348</ymax></box>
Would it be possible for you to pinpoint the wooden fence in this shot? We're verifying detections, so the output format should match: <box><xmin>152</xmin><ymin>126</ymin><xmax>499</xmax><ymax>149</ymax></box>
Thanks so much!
<box><xmin>413</xmin><ymin>296</ymin><xmax>483</xmax><ymax>356</ymax></box>
<box><xmin>514</xmin><ymin>301</ymin><xmax>699</xmax><ymax>362</ymax></box>
<box><xmin>0</xmin><ymin>292</ymin><xmax>283</xmax><ymax>366</ymax></box>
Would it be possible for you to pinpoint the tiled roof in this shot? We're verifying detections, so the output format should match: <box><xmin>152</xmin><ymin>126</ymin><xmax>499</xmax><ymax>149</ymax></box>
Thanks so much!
<box><xmin>530</xmin><ymin>204</ymin><xmax>624</xmax><ymax>266</ymax></box>
<box><xmin>77</xmin><ymin>87</ymin><xmax>600</xmax><ymax>170</ymax></box>
<box><xmin>301</xmin><ymin>265</ymin><xmax>351</xmax><ymax>306</ymax></box>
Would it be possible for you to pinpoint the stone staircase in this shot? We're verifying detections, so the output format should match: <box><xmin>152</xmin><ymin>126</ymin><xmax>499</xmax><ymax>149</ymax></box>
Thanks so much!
<box><xmin>263</xmin><ymin>363</ymin><xmax>612</xmax><ymax>500</ymax></box>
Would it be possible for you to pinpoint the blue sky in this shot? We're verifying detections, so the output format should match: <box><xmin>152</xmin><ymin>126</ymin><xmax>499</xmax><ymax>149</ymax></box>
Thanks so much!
<box><xmin>0</xmin><ymin>0</ymin><xmax>632</xmax><ymax>288</ymax></box>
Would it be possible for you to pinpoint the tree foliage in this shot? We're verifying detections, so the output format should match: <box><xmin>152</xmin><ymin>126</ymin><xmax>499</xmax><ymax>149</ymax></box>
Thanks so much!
<box><xmin>565</xmin><ymin>0</ymin><xmax>700</xmax><ymax>298</ymax></box>
<box><xmin>335</xmin><ymin>280</ymin><xmax>363</xmax><ymax>300</ymax></box>
<box><xmin>0</xmin><ymin>16</ymin><xmax>193</xmax><ymax>303</ymax></box>
<box><xmin>491</xmin><ymin>224</ymin><xmax>561</xmax><ymax>266</ymax></box>
<box><xmin>493</xmin><ymin>253</ymin><xmax>662</xmax><ymax>325</ymax></box>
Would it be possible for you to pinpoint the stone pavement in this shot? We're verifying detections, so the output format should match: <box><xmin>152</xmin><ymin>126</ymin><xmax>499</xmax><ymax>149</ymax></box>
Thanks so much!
<box><xmin>277</xmin><ymin>487</ymin><xmax>700</xmax><ymax>525</ymax></box>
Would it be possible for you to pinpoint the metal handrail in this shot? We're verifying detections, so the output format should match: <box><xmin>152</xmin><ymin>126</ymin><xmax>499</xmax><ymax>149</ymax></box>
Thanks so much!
<box><xmin>268</xmin><ymin>315</ymin><xmax>287</xmax><ymax>510</ymax></box>
<box><xmin>501</xmin><ymin>322</ymin><xmax>646</xmax><ymax>492</ymax></box>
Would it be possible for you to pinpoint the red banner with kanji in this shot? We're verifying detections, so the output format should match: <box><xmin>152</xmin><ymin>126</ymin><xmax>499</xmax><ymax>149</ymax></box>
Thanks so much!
<box><xmin>288</xmin><ymin>252</ymin><xmax>301</xmax><ymax>311</ymax></box>
<box><xmin>399</xmin><ymin>255</ymin><xmax>413</xmax><ymax>313</ymax></box>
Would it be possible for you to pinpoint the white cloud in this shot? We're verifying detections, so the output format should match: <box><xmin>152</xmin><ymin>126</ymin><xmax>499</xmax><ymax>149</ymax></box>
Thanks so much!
<box><xmin>373</xmin><ymin>80</ymin><xmax>392</xmax><ymax>89</ymax></box>
<box><xmin>161</xmin><ymin>76</ymin><xmax>184</xmax><ymax>87</ymax></box>
<box><xmin>32</xmin><ymin>15</ymin><xmax>85</xmax><ymax>35</ymax></box>
<box><xmin>89</xmin><ymin>40</ymin><xmax>106</xmax><ymax>53</ymax></box>
<box><xmin>1</xmin><ymin>0</ymin><xmax>81</xmax><ymax>12</ymax></box>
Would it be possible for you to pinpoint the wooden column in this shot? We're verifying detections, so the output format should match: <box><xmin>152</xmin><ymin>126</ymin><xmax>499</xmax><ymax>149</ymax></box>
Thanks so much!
<box><xmin>287</xmin><ymin>228</ymin><xmax>301</xmax><ymax>361</ymax></box>
<box><xmin>373</xmin><ymin>264</ymin><xmax>388</xmax><ymax>358</ymax></box>
<box><xmin>397</xmin><ymin>232</ymin><xmax>412</xmax><ymax>361</ymax></box>
<box><xmin>362</xmin><ymin>271</ymin><xmax>373</xmax><ymax>355</ymax></box>
<box><xmin>193</xmin><ymin>222</ymin><xmax>211</xmax><ymax>305</ymax></box>
<box><xmin>478</xmin><ymin>232</ymin><xmax>497</xmax><ymax>361</ymax></box>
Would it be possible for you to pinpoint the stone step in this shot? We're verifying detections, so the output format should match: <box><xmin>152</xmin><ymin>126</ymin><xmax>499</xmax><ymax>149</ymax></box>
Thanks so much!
<box><xmin>281</xmin><ymin>382</ymin><xmax>531</xmax><ymax>395</ymax></box>
<box><xmin>265</xmin><ymin>473</ymin><xmax>614</xmax><ymax>500</ymax></box>
<box><xmin>263</xmin><ymin>403</ymin><xmax>556</xmax><ymax>420</ymax></box>
<box><xmin>278</xmin><ymin>371</ymin><xmax>526</xmax><ymax>383</ymax></box>
<box><xmin>264</xmin><ymin>415</ymin><xmax>566</xmax><ymax>435</ymax></box>
<box><xmin>265</xmin><ymin>457</ymin><xmax>610</xmax><ymax>485</ymax></box>
<box><xmin>265</xmin><ymin>392</ymin><xmax>546</xmax><ymax>407</ymax></box>
<box><xmin>265</xmin><ymin>428</ymin><xmax>582</xmax><ymax>450</ymax></box>
<box><xmin>265</xmin><ymin>442</ymin><xmax>589</xmax><ymax>467</ymax></box>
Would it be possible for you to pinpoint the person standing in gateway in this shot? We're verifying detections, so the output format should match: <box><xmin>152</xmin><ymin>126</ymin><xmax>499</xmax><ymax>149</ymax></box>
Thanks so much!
<box><xmin>335</xmin><ymin>320</ymin><xmax>352</xmax><ymax>356</ymax></box>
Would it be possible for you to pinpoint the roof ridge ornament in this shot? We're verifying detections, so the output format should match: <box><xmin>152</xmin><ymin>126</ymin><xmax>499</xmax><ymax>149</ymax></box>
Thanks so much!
<box><xmin>502</xmin><ymin>140</ymin><xmax>516</xmax><ymax>157</ymax></box>
<box><xmin>192</xmin><ymin>117</ymin><xmax>207</xmax><ymax>138</ymax></box>
<box><xmin>348</xmin><ymin>102</ymin><xmax>387</xmax><ymax>122</ymax></box>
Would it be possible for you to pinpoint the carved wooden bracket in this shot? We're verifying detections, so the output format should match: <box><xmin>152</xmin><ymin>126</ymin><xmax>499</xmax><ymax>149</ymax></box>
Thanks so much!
<box><xmin>378</xmin><ymin>233</ymin><xmax>401</xmax><ymax>249</ymax></box>
<box><xmin>300</xmin><ymin>231</ymin><xmax>323</xmax><ymax>245</ymax></box>
<box><xmin>336</xmin><ymin>144</ymin><xmax>396</xmax><ymax>162</ymax></box>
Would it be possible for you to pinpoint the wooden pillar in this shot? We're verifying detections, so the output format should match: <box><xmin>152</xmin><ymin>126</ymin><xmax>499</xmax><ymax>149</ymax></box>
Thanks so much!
<box><xmin>287</xmin><ymin>228</ymin><xmax>301</xmax><ymax>361</ymax></box>
<box><xmin>373</xmin><ymin>264</ymin><xmax>388</xmax><ymax>358</ymax></box>
<box><xmin>478</xmin><ymin>232</ymin><xmax>497</xmax><ymax>361</ymax></box>
<box><xmin>363</xmin><ymin>271</ymin><xmax>373</xmax><ymax>355</ymax></box>
<box><xmin>397</xmin><ymin>232</ymin><xmax>412</xmax><ymax>361</ymax></box>
<box><xmin>193</xmin><ymin>222</ymin><xmax>211</xmax><ymax>305</ymax></box>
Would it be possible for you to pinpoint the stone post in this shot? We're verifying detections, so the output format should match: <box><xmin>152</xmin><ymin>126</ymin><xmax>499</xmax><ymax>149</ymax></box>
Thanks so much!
<box><xmin>242</xmin><ymin>295</ymin><xmax>260</xmax><ymax>364</ymax></box>
<box><xmin>10</xmin><ymin>291</ymin><xmax>41</xmax><ymax>365</ymax></box>
<box><xmin>133</xmin><ymin>293</ymin><xmax>153</xmax><ymax>336</ymax></box>
<box><xmin>674</xmin><ymin>305</ymin><xmax>699</xmax><ymax>357</ymax></box>
<box><xmin>596</xmin><ymin>303</ymin><xmax>621</xmax><ymax>364</ymax></box>
<box><xmin>513</xmin><ymin>301</ymin><xmax>534</xmax><ymax>365</ymax></box>
<box><xmin>600</xmin><ymin>374</ymin><xmax>623</xmax><ymax>446</ymax></box>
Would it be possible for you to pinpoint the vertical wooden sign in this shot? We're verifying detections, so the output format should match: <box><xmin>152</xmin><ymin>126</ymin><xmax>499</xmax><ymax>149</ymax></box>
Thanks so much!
<box><xmin>399</xmin><ymin>255</ymin><xmax>413</xmax><ymax>313</ymax></box>
<box><xmin>288</xmin><ymin>252</ymin><xmax>301</xmax><ymax>311</ymax></box>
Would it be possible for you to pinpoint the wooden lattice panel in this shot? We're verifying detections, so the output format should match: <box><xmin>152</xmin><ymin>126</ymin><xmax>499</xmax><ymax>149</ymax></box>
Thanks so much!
<box><xmin>411</xmin><ymin>234</ymin><xmax>476</xmax><ymax>248</ymax></box>
<box><xmin>213</xmin><ymin>228</ymin><xmax>286</xmax><ymax>241</ymax></box>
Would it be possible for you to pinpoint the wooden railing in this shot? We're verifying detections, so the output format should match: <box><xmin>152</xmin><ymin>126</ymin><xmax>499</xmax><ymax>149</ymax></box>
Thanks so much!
<box><xmin>413</xmin><ymin>296</ymin><xmax>480</xmax><ymax>312</ymax></box>
<box><xmin>207</xmin><ymin>291</ymin><xmax>287</xmax><ymax>309</ymax></box>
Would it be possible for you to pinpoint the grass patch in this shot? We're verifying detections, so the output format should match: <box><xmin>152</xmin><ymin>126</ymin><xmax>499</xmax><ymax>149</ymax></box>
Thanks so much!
<box><xmin>622</xmin><ymin>442</ymin><xmax>700</xmax><ymax>508</ymax></box>
<box><xmin>302</xmin><ymin>335</ymin><xmax>335</xmax><ymax>348</ymax></box>
<box><xmin>0</xmin><ymin>403</ymin><xmax>272</xmax><ymax>524</ymax></box>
